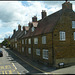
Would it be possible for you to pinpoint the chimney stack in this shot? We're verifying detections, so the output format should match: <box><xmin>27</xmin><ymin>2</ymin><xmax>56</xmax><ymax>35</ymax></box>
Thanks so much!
<box><xmin>23</xmin><ymin>26</ymin><xmax>25</xmax><ymax>31</ymax></box>
<box><xmin>41</xmin><ymin>10</ymin><xmax>47</xmax><ymax>19</ymax></box>
<box><xmin>32</xmin><ymin>16</ymin><xmax>37</xmax><ymax>22</ymax></box>
<box><xmin>18</xmin><ymin>24</ymin><xmax>21</xmax><ymax>31</ymax></box>
<box><xmin>28</xmin><ymin>22</ymin><xmax>33</xmax><ymax>28</ymax></box>
<box><xmin>13</xmin><ymin>29</ymin><xmax>16</xmax><ymax>34</ymax></box>
<box><xmin>62</xmin><ymin>1</ymin><xmax>72</xmax><ymax>10</ymax></box>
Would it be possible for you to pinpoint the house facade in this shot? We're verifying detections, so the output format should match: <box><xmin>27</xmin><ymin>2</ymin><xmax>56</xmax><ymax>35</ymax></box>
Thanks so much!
<box><xmin>10</xmin><ymin>1</ymin><xmax>75</xmax><ymax>67</ymax></box>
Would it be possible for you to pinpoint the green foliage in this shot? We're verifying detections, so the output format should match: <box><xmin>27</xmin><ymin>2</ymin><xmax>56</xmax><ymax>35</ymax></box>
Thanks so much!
<box><xmin>1</xmin><ymin>39</ymin><xmax>10</xmax><ymax>48</ymax></box>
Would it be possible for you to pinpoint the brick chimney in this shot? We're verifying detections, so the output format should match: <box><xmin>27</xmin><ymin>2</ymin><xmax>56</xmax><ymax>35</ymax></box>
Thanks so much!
<box><xmin>28</xmin><ymin>22</ymin><xmax>33</xmax><ymax>28</ymax></box>
<box><xmin>62</xmin><ymin>1</ymin><xmax>72</xmax><ymax>10</ymax></box>
<box><xmin>18</xmin><ymin>24</ymin><xmax>21</xmax><ymax>31</ymax></box>
<box><xmin>23</xmin><ymin>26</ymin><xmax>25</xmax><ymax>31</ymax></box>
<box><xmin>41</xmin><ymin>10</ymin><xmax>47</xmax><ymax>19</ymax></box>
<box><xmin>13</xmin><ymin>29</ymin><xmax>16</xmax><ymax>34</ymax></box>
<box><xmin>32</xmin><ymin>16</ymin><xmax>37</xmax><ymax>22</ymax></box>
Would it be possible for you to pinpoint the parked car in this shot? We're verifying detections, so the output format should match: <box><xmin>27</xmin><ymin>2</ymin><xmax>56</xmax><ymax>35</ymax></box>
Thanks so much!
<box><xmin>0</xmin><ymin>50</ymin><xmax>3</xmax><ymax>57</ymax></box>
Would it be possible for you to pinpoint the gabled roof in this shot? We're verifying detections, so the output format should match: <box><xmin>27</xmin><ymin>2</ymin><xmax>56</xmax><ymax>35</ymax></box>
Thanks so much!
<box><xmin>33</xmin><ymin>9</ymin><xmax>62</xmax><ymax>36</ymax></box>
<box><xmin>23</xmin><ymin>9</ymin><xmax>62</xmax><ymax>38</ymax></box>
<box><xmin>11</xmin><ymin>30</ymin><xmax>21</xmax><ymax>39</ymax></box>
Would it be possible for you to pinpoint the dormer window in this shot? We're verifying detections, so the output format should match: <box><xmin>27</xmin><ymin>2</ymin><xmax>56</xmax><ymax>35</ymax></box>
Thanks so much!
<box><xmin>32</xmin><ymin>27</ymin><xmax>35</xmax><ymax>32</ymax></box>
<box><xmin>72</xmin><ymin>21</ymin><xmax>75</xmax><ymax>28</ymax></box>
<box><xmin>25</xmin><ymin>31</ymin><xmax>26</xmax><ymax>34</ymax></box>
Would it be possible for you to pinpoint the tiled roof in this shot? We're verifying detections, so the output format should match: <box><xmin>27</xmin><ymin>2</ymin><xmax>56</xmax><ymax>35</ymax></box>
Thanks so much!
<box><xmin>23</xmin><ymin>9</ymin><xmax>62</xmax><ymax>38</ymax></box>
<box><xmin>11</xmin><ymin>30</ymin><xmax>21</xmax><ymax>39</ymax></box>
<box><xmin>33</xmin><ymin>9</ymin><xmax>62</xmax><ymax>36</ymax></box>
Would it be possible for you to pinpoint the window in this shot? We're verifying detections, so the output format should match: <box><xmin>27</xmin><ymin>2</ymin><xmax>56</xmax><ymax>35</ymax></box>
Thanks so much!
<box><xmin>72</xmin><ymin>21</ymin><xmax>75</xmax><ymax>28</ymax></box>
<box><xmin>43</xmin><ymin>49</ymin><xmax>48</xmax><ymax>59</ymax></box>
<box><xmin>32</xmin><ymin>27</ymin><xmax>35</xmax><ymax>32</ymax></box>
<box><xmin>42</xmin><ymin>36</ymin><xmax>46</xmax><ymax>44</ymax></box>
<box><xmin>22</xmin><ymin>47</ymin><xmax>24</xmax><ymax>52</ymax></box>
<box><xmin>25</xmin><ymin>31</ymin><xmax>26</xmax><ymax>34</ymax></box>
<box><xmin>74</xmin><ymin>32</ymin><xmax>75</xmax><ymax>40</ymax></box>
<box><xmin>15</xmin><ymin>38</ymin><xmax>17</xmax><ymax>41</ymax></box>
<box><xmin>28</xmin><ymin>48</ymin><xmax>31</xmax><ymax>54</ymax></box>
<box><xmin>15</xmin><ymin>43</ymin><xmax>17</xmax><ymax>48</ymax></box>
<box><xmin>36</xmin><ymin>49</ymin><xmax>40</xmax><ymax>56</ymax></box>
<box><xmin>60</xmin><ymin>31</ymin><xmax>66</xmax><ymax>41</ymax></box>
<box><xmin>25</xmin><ymin>39</ymin><xmax>27</xmax><ymax>44</ymax></box>
<box><xmin>28</xmin><ymin>38</ymin><xmax>31</xmax><ymax>44</ymax></box>
<box><xmin>34</xmin><ymin>38</ymin><xmax>38</xmax><ymax>44</ymax></box>
<box><xmin>22</xmin><ymin>39</ymin><xmax>24</xmax><ymax>44</ymax></box>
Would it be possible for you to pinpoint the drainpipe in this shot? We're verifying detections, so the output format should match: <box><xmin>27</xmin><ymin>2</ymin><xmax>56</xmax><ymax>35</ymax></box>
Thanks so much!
<box><xmin>52</xmin><ymin>32</ymin><xmax>55</xmax><ymax>66</ymax></box>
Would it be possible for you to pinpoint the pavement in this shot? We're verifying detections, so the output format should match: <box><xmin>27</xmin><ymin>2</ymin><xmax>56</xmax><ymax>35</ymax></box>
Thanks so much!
<box><xmin>5</xmin><ymin>48</ymin><xmax>75</xmax><ymax>74</ymax></box>
<box><xmin>5</xmin><ymin>48</ymin><xmax>56</xmax><ymax>73</ymax></box>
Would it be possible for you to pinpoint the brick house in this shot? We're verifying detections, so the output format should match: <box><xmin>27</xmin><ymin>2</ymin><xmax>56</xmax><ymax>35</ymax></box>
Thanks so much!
<box><xmin>21</xmin><ymin>26</ymin><xmax>29</xmax><ymax>55</ymax></box>
<box><xmin>32</xmin><ymin>1</ymin><xmax>75</xmax><ymax>67</ymax></box>
<box><xmin>10</xmin><ymin>1</ymin><xmax>75</xmax><ymax>67</ymax></box>
<box><xmin>10</xmin><ymin>25</ymin><xmax>21</xmax><ymax>51</ymax></box>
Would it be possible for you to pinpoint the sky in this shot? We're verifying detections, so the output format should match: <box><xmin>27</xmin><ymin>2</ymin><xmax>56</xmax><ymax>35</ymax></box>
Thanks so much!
<box><xmin>0</xmin><ymin>1</ymin><xmax>75</xmax><ymax>43</ymax></box>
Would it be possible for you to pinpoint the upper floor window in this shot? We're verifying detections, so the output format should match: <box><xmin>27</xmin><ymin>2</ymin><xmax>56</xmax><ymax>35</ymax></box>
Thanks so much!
<box><xmin>28</xmin><ymin>38</ymin><xmax>31</xmax><ymax>44</ymax></box>
<box><xmin>43</xmin><ymin>49</ymin><xmax>48</xmax><ymax>59</ymax></box>
<box><xmin>22</xmin><ymin>39</ymin><xmax>24</xmax><ymax>44</ymax></box>
<box><xmin>42</xmin><ymin>36</ymin><xmax>46</xmax><ymax>44</ymax></box>
<box><xmin>36</xmin><ymin>49</ymin><xmax>40</xmax><ymax>56</ymax></box>
<box><xmin>60</xmin><ymin>31</ymin><xmax>66</xmax><ymax>41</ymax></box>
<box><xmin>28</xmin><ymin>48</ymin><xmax>31</xmax><ymax>54</ymax></box>
<box><xmin>25</xmin><ymin>39</ymin><xmax>27</xmax><ymax>44</ymax></box>
<box><xmin>15</xmin><ymin>38</ymin><xmax>17</xmax><ymax>41</ymax></box>
<box><xmin>74</xmin><ymin>32</ymin><xmax>75</xmax><ymax>40</ymax></box>
<box><xmin>72</xmin><ymin>21</ymin><xmax>75</xmax><ymax>28</ymax></box>
<box><xmin>34</xmin><ymin>38</ymin><xmax>38</xmax><ymax>44</ymax></box>
<box><xmin>32</xmin><ymin>27</ymin><xmax>35</xmax><ymax>32</ymax></box>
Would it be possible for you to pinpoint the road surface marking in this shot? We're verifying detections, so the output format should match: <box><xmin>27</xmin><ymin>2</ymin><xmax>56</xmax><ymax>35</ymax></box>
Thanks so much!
<box><xmin>17</xmin><ymin>71</ymin><xmax>21</xmax><ymax>74</ymax></box>
<box><xmin>12</xmin><ymin>63</ymin><xmax>17</xmax><ymax>70</ymax></box>
<box><xmin>9</xmin><ymin>49</ymin><xmax>51</xmax><ymax>73</ymax></box>
<box><xmin>9</xmin><ymin>70</ymin><xmax>12</xmax><ymax>74</ymax></box>
<box><xmin>5</xmin><ymin>70</ymin><xmax>7</xmax><ymax>74</ymax></box>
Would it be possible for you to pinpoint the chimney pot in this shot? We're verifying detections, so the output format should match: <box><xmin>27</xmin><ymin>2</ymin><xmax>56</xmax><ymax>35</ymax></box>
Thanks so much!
<box><xmin>13</xmin><ymin>29</ymin><xmax>16</xmax><ymax>34</ymax></box>
<box><xmin>41</xmin><ymin>10</ymin><xmax>47</xmax><ymax>19</ymax></box>
<box><xmin>23</xmin><ymin>26</ymin><xmax>25</xmax><ymax>31</ymax></box>
<box><xmin>32</xmin><ymin>16</ymin><xmax>37</xmax><ymax>22</ymax></box>
<box><xmin>18</xmin><ymin>24</ymin><xmax>21</xmax><ymax>31</ymax></box>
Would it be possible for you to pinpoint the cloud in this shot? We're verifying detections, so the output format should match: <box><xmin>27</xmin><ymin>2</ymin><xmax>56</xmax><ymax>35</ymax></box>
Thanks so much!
<box><xmin>0</xmin><ymin>31</ymin><xmax>13</xmax><ymax>43</ymax></box>
<box><xmin>0</xmin><ymin>1</ymin><xmax>75</xmax><ymax>43</ymax></box>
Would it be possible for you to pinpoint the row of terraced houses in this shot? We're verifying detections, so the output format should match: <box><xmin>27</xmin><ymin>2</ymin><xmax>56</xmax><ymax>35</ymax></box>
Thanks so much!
<box><xmin>10</xmin><ymin>1</ymin><xmax>75</xmax><ymax>67</ymax></box>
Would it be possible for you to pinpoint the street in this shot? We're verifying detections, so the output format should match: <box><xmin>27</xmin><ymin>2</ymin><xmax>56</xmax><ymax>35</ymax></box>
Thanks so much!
<box><xmin>0</xmin><ymin>48</ymin><xmax>42</xmax><ymax>74</ymax></box>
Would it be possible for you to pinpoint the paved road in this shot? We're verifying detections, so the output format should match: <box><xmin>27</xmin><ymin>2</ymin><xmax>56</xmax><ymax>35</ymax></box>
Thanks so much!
<box><xmin>0</xmin><ymin>48</ymin><xmax>41</xmax><ymax>74</ymax></box>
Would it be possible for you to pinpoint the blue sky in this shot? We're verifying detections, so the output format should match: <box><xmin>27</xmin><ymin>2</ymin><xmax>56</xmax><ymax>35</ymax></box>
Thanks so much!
<box><xmin>0</xmin><ymin>1</ymin><xmax>75</xmax><ymax>43</ymax></box>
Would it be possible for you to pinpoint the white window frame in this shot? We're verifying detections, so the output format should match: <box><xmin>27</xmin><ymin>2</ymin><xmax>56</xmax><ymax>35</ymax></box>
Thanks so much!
<box><xmin>43</xmin><ymin>49</ymin><xmax>48</xmax><ymax>59</ymax></box>
<box><xmin>60</xmin><ymin>31</ymin><xmax>66</xmax><ymax>41</ymax></box>
<box><xmin>28</xmin><ymin>38</ymin><xmax>31</xmax><ymax>44</ymax></box>
<box><xmin>22</xmin><ymin>47</ymin><xmax>24</xmax><ymax>52</ymax></box>
<box><xmin>74</xmin><ymin>32</ymin><xmax>75</xmax><ymax>40</ymax></box>
<box><xmin>28</xmin><ymin>48</ymin><xmax>31</xmax><ymax>54</ymax></box>
<box><xmin>42</xmin><ymin>36</ymin><xmax>46</xmax><ymax>44</ymax></box>
<box><xmin>15</xmin><ymin>43</ymin><xmax>17</xmax><ymax>48</ymax></box>
<box><xmin>32</xmin><ymin>27</ymin><xmax>35</xmax><ymax>32</ymax></box>
<box><xmin>36</xmin><ymin>49</ymin><xmax>40</xmax><ymax>56</ymax></box>
<box><xmin>15</xmin><ymin>38</ymin><xmax>17</xmax><ymax>41</ymax></box>
<box><xmin>22</xmin><ymin>39</ymin><xmax>24</xmax><ymax>44</ymax></box>
<box><xmin>34</xmin><ymin>38</ymin><xmax>38</xmax><ymax>44</ymax></box>
<box><xmin>72</xmin><ymin>21</ymin><xmax>75</xmax><ymax>28</ymax></box>
<box><xmin>25</xmin><ymin>39</ymin><xmax>27</xmax><ymax>44</ymax></box>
